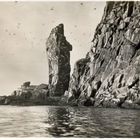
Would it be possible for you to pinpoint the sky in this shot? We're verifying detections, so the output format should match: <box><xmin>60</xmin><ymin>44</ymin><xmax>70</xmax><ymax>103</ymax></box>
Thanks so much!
<box><xmin>0</xmin><ymin>1</ymin><xmax>105</xmax><ymax>95</ymax></box>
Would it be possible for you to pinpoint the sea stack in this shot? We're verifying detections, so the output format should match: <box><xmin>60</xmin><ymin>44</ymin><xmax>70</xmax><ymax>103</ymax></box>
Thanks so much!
<box><xmin>46</xmin><ymin>24</ymin><xmax>72</xmax><ymax>96</ymax></box>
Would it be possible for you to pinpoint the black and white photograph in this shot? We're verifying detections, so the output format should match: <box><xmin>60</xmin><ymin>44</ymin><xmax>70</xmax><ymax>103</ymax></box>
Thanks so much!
<box><xmin>0</xmin><ymin>0</ymin><xmax>140</xmax><ymax>138</ymax></box>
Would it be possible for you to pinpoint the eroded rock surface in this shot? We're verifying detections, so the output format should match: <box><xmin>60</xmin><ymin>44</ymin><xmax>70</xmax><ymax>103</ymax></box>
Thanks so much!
<box><xmin>68</xmin><ymin>2</ymin><xmax>140</xmax><ymax>108</ymax></box>
<box><xmin>46</xmin><ymin>24</ymin><xmax>72</xmax><ymax>96</ymax></box>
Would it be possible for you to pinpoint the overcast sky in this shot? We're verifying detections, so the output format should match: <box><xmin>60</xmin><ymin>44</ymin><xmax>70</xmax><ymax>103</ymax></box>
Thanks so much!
<box><xmin>0</xmin><ymin>1</ymin><xmax>105</xmax><ymax>95</ymax></box>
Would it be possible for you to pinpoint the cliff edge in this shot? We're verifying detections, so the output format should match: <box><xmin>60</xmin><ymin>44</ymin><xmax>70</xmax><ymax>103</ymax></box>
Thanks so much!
<box><xmin>68</xmin><ymin>2</ymin><xmax>140</xmax><ymax>109</ymax></box>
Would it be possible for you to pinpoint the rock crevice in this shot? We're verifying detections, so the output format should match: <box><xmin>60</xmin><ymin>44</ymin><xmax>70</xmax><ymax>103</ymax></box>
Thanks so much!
<box><xmin>67</xmin><ymin>1</ymin><xmax>140</xmax><ymax>109</ymax></box>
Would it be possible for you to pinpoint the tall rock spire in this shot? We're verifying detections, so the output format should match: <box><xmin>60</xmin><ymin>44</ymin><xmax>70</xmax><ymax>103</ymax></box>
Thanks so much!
<box><xmin>46</xmin><ymin>24</ymin><xmax>72</xmax><ymax>96</ymax></box>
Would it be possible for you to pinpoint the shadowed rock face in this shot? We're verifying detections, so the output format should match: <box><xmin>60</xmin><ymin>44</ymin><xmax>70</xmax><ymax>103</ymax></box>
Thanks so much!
<box><xmin>68</xmin><ymin>2</ymin><xmax>140</xmax><ymax>108</ymax></box>
<box><xmin>46</xmin><ymin>24</ymin><xmax>72</xmax><ymax>96</ymax></box>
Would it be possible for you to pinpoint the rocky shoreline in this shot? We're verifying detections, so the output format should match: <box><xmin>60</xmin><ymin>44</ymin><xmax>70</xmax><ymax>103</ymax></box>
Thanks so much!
<box><xmin>1</xmin><ymin>2</ymin><xmax>140</xmax><ymax>109</ymax></box>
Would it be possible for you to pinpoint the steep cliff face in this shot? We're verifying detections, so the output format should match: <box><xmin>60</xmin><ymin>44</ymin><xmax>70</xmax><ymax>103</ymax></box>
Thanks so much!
<box><xmin>46</xmin><ymin>24</ymin><xmax>72</xmax><ymax>96</ymax></box>
<box><xmin>68</xmin><ymin>2</ymin><xmax>140</xmax><ymax>108</ymax></box>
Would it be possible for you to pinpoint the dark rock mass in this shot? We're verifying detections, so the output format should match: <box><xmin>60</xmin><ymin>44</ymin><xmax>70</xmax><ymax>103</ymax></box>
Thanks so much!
<box><xmin>68</xmin><ymin>2</ymin><xmax>140</xmax><ymax>109</ymax></box>
<box><xmin>0</xmin><ymin>82</ymin><xmax>64</xmax><ymax>106</ymax></box>
<box><xmin>1</xmin><ymin>82</ymin><xmax>50</xmax><ymax>105</ymax></box>
<box><xmin>46</xmin><ymin>24</ymin><xmax>72</xmax><ymax>96</ymax></box>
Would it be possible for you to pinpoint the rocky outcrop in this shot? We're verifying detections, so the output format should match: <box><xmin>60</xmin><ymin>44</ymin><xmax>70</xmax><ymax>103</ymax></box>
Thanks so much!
<box><xmin>32</xmin><ymin>84</ymin><xmax>49</xmax><ymax>100</ymax></box>
<box><xmin>46</xmin><ymin>24</ymin><xmax>72</xmax><ymax>96</ymax></box>
<box><xmin>1</xmin><ymin>82</ymin><xmax>51</xmax><ymax>105</ymax></box>
<box><xmin>0</xmin><ymin>96</ymin><xmax>7</xmax><ymax>105</ymax></box>
<box><xmin>68</xmin><ymin>2</ymin><xmax>140</xmax><ymax>109</ymax></box>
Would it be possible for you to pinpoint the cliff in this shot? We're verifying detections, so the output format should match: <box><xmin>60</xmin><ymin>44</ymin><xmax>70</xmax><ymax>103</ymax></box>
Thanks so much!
<box><xmin>46</xmin><ymin>24</ymin><xmax>72</xmax><ymax>96</ymax></box>
<box><xmin>68</xmin><ymin>2</ymin><xmax>140</xmax><ymax>109</ymax></box>
<box><xmin>1</xmin><ymin>2</ymin><xmax>140</xmax><ymax>108</ymax></box>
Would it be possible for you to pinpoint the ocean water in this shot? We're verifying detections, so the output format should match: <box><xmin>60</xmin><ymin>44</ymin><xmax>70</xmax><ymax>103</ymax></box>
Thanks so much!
<box><xmin>0</xmin><ymin>105</ymin><xmax>140</xmax><ymax>137</ymax></box>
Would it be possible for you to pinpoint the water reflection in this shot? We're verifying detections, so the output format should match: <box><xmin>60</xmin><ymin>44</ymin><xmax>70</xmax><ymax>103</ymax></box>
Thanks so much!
<box><xmin>45</xmin><ymin>106</ymin><xmax>140</xmax><ymax>137</ymax></box>
<box><xmin>0</xmin><ymin>106</ymin><xmax>140</xmax><ymax>137</ymax></box>
<box><xmin>45</xmin><ymin>107</ymin><xmax>75</xmax><ymax>137</ymax></box>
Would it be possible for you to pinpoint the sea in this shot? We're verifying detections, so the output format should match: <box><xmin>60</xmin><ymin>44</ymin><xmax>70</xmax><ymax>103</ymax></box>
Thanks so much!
<box><xmin>0</xmin><ymin>105</ymin><xmax>140</xmax><ymax>137</ymax></box>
